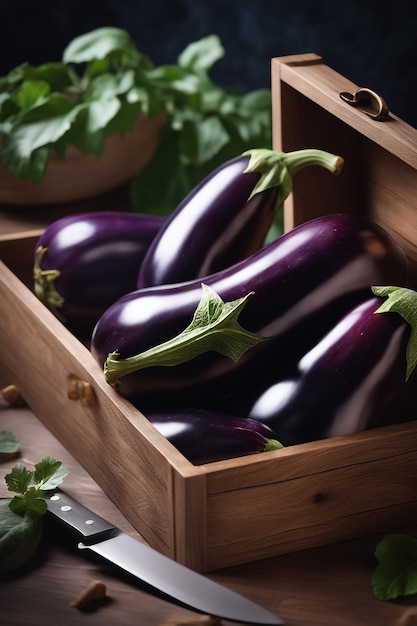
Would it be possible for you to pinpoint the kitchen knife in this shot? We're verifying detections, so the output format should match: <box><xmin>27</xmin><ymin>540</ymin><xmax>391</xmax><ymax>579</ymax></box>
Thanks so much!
<box><xmin>46</xmin><ymin>489</ymin><xmax>283</xmax><ymax>625</ymax></box>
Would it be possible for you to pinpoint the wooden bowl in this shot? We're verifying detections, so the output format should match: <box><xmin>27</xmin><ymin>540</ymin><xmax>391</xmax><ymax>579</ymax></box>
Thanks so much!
<box><xmin>0</xmin><ymin>111</ymin><xmax>166</xmax><ymax>206</ymax></box>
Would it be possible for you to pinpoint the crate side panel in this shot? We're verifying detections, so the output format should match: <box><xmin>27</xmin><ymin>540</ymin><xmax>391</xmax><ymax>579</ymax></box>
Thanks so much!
<box><xmin>205</xmin><ymin>502</ymin><xmax>417</xmax><ymax>571</ymax></box>
<box><xmin>0</xmin><ymin>230</ymin><xmax>41</xmax><ymax>287</ymax></box>
<box><xmin>204</xmin><ymin>449</ymin><xmax>417</xmax><ymax>570</ymax></box>
<box><xmin>362</xmin><ymin>141</ymin><xmax>417</xmax><ymax>286</ymax></box>
<box><xmin>0</xmin><ymin>260</ymin><xmax>185</xmax><ymax>557</ymax></box>
<box><xmin>173</xmin><ymin>471</ymin><xmax>208</xmax><ymax>572</ymax></box>
<box><xmin>271</xmin><ymin>58</ymin><xmax>364</xmax><ymax>230</ymax></box>
<box><xmin>275</xmin><ymin>56</ymin><xmax>417</xmax><ymax>166</ymax></box>
<box><xmin>204</xmin><ymin>419</ymin><xmax>417</xmax><ymax>493</ymax></box>
<box><xmin>272</xmin><ymin>55</ymin><xmax>417</xmax><ymax>239</ymax></box>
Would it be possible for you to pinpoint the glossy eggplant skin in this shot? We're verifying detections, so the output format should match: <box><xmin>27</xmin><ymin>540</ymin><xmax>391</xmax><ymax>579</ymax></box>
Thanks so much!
<box><xmin>144</xmin><ymin>408</ymin><xmax>282</xmax><ymax>465</ymax></box>
<box><xmin>248</xmin><ymin>296</ymin><xmax>410</xmax><ymax>446</ymax></box>
<box><xmin>33</xmin><ymin>211</ymin><xmax>164</xmax><ymax>330</ymax></box>
<box><xmin>91</xmin><ymin>213</ymin><xmax>408</xmax><ymax>398</ymax></box>
<box><xmin>137</xmin><ymin>155</ymin><xmax>278</xmax><ymax>288</ymax></box>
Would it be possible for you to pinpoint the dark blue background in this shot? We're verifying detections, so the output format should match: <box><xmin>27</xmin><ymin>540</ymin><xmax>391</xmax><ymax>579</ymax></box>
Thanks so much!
<box><xmin>3</xmin><ymin>0</ymin><xmax>417</xmax><ymax>127</ymax></box>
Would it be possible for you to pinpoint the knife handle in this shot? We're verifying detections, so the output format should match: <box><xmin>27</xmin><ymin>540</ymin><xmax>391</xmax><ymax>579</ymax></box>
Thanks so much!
<box><xmin>46</xmin><ymin>489</ymin><xmax>118</xmax><ymax>544</ymax></box>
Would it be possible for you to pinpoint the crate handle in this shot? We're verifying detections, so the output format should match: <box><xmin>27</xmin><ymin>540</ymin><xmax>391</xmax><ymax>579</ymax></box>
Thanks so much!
<box><xmin>339</xmin><ymin>87</ymin><xmax>389</xmax><ymax>121</ymax></box>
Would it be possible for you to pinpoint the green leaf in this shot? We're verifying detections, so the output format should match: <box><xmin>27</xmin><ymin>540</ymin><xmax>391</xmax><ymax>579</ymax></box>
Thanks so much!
<box><xmin>89</xmin><ymin>70</ymin><xmax>136</xmax><ymax>99</ymax></box>
<box><xmin>372</xmin><ymin>534</ymin><xmax>417</xmax><ymax>600</ymax></box>
<box><xmin>62</xmin><ymin>27</ymin><xmax>134</xmax><ymax>64</ymax></box>
<box><xmin>104</xmin><ymin>284</ymin><xmax>264</xmax><ymax>385</ymax></box>
<box><xmin>178</xmin><ymin>115</ymin><xmax>230</xmax><ymax>166</ymax></box>
<box><xmin>0</xmin><ymin>499</ymin><xmax>43</xmax><ymax>573</ymax></box>
<box><xmin>0</xmin><ymin>430</ymin><xmax>20</xmax><ymax>454</ymax></box>
<box><xmin>0</xmin><ymin>456</ymin><xmax>67</xmax><ymax>573</ymax></box>
<box><xmin>14</xmin><ymin>80</ymin><xmax>50</xmax><ymax>110</ymax></box>
<box><xmin>372</xmin><ymin>285</ymin><xmax>417</xmax><ymax>380</ymax></box>
<box><xmin>84</xmin><ymin>96</ymin><xmax>121</xmax><ymax>134</ymax></box>
<box><xmin>178</xmin><ymin>35</ymin><xmax>225</xmax><ymax>72</ymax></box>
<box><xmin>14</xmin><ymin>63</ymin><xmax>73</xmax><ymax>91</ymax></box>
<box><xmin>5</xmin><ymin>456</ymin><xmax>68</xmax><ymax>516</ymax></box>
<box><xmin>0</xmin><ymin>97</ymin><xmax>85</xmax><ymax>180</ymax></box>
<box><xmin>5</xmin><ymin>464</ymin><xmax>34</xmax><ymax>495</ymax></box>
<box><xmin>34</xmin><ymin>456</ymin><xmax>68</xmax><ymax>491</ymax></box>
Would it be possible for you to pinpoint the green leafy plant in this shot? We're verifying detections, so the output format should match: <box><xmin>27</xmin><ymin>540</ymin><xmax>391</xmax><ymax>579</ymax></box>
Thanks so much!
<box><xmin>0</xmin><ymin>27</ymin><xmax>272</xmax><ymax>215</ymax></box>
<box><xmin>0</xmin><ymin>456</ymin><xmax>67</xmax><ymax>573</ymax></box>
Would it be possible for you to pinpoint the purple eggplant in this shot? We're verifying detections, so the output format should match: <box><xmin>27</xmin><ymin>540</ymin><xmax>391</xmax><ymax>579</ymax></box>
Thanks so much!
<box><xmin>91</xmin><ymin>213</ymin><xmax>408</xmax><ymax>400</ymax></box>
<box><xmin>145</xmin><ymin>408</ymin><xmax>283</xmax><ymax>465</ymax></box>
<box><xmin>33</xmin><ymin>211</ymin><xmax>164</xmax><ymax>330</ymax></box>
<box><xmin>248</xmin><ymin>295</ymin><xmax>411</xmax><ymax>445</ymax></box>
<box><xmin>137</xmin><ymin>148</ymin><xmax>343</xmax><ymax>288</ymax></box>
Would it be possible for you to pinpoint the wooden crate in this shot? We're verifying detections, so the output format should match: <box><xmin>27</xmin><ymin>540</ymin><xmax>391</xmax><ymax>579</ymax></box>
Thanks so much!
<box><xmin>1</xmin><ymin>54</ymin><xmax>417</xmax><ymax>573</ymax></box>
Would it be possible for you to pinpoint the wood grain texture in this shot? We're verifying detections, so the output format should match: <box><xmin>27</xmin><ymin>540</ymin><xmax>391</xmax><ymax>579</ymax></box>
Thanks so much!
<box><xmin>1</xmin><ymin>54</ymin><xmax>417</xmax><ymax>576</ymax></box>
<box><xmin>2</xmin><ymin>236</ymin><xmax>417</xmax><ymax>572</ymax></box>
<box><xmin>271</xmin><ymin>54</ymin><xmax>417</xmax><ymax>252</ymax></box>
<box><xmin>1</xmin><ymin>397</ymin><xmax>417</xmax><ymax>625</ymax></box>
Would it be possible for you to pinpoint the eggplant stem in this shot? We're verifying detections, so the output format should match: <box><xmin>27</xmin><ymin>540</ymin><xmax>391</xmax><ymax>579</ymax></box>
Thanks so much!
<box><xmin>283</xmin><ymin>148</ymin><xmax>344</xmax><ymax>176</ymax></box>
<box><xmin>242</xmin><ymin>147</ymin><xmax>343</xmax><ymax>210</ymax></box>
<box><xmin>104</xmin><ymin>285</ymin><xmax>263</xmax><ymax>385</ymax></box>
<box><xmin>33</xmin><ymin>246</ymin><xmax>66</xmax><ymax>323</ymax></box>
<box><xmin>264</xmin><ymin>438</ymin><xmax>284</xmax><ymax>452</ymax></box>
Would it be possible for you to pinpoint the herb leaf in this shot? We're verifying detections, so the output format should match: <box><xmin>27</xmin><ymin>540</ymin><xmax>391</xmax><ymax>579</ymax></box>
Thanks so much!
<box><xmin>6</xmin><ymin>455</ymin><xmax>68</xmax><ymax>516</ymax></box>
<box><xmin>104</xmin><ymin>284</ymin><xmax>264</xmax><ymax>385</ymax></box>
<box><xmin>372</xmin><ymin>534</ymin><xmax>417</xmax><ymax>600</ymax></box>
<box><xmin>0</xmin><ymin>456</ymin><xmax>68</xmax><ymax>573</ymax></box>
<box><xmin>62</xmin><ymin>27</ymin><xmax>135</xmax><ymax>64</ymax></box>
<box><xmin>0</xmin><ymin>430</ymin><xmax>20</xmax><ymax>455</ymax></box>
<box><xmin>372</xmin><ymin>285</ymin><xmax>417</xmax><ymax>380</ymax></box>
<box><xmin>0</xmin><ymin>499</ymin><xmax>43</xmax><ymax>574</ymax></box>
<box><xmin>178</xmin><ymin>34</ymin><xmax>225</xmax><ymax>72</ymax></box>
<box><xmin>5</xmin><ymin>464</ymin><xmax>34</xmax><ymax>496</ymax></box>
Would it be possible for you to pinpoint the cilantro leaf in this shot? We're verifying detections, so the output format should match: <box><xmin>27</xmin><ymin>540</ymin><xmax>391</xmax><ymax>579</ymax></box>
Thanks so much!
<box><xmin>104</xmin><ymin>284</ymin><xmax>264</xmax><ymax>385</ymax></box>
<box><xmin>0</xmin><ymin>456</ymin><xmax>68</xmax><ymax>573</ymax></box>
<box><xmin>33</xmin><ymin>455</ymin><xmax>68</xmax><ymax>490</ymax></box>
<box><xmin>5</xmin><ymin>464</ymin><xmax>34</xmax><ymax>495</ymax></box>
<box><xmin>372</xmin><ymin>534</ymin><xmax>417</xmax><ymax>600</ymax></box>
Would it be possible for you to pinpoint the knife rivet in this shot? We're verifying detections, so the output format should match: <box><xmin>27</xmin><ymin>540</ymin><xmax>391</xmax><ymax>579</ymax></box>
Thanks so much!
<box><xmin>50</xmin><ymin>495</ymin><xmax>60</xmax><ymax>501</ymax></box>
<box><xmin>85</xmin><ymin>519</ymin><xmax>95</xmax><ymax>525</ymax></box>
<box><xmin>61</xmin><ymin>505</ymin><xmax>72</xmax><ymax>512</ymax></box>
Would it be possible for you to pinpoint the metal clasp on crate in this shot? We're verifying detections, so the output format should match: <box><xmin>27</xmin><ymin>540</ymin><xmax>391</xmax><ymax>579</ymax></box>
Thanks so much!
<box><xmin>339</xmin><ymin>87</ymin><xmax>389</xmax><ymax>121</ymax></box>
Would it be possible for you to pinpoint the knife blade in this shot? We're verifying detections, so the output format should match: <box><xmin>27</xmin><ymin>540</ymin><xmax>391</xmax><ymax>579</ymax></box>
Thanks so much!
<box><xmin>46</xmin><ymin>489</ymin><xmax>283</xmax><ymax>625</ymax></box>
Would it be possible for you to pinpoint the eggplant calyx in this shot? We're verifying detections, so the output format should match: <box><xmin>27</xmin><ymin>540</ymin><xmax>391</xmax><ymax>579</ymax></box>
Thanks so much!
<box><xmin>33</xmin><ymin>246</ymin><xmax>66</xmax><ymax>323</ymax></box>
<box><xmin>263</xmin><ymin>438</ymin><xmax>284</xmax><ymax>452</ymax></box>
<box><xmin>104</xmin><ymin>283</ymin><xmax>264</xmax><ymax>385</ymax></box>
<box><xmin>242</xmin><ymin>147</ymin><xmax>344</xmax><ymax>209</ymax></box>
<box><xmin>372</xmin><ymin>285</ymin><xmax>417</xmax><ymax>381</ymax></box>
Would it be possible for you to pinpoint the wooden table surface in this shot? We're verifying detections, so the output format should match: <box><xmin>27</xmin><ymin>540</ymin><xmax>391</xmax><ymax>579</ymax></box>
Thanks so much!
<box><xmin>1</xmin><ymin>202</ymin><xmax>417</xmax><ymax>626</ymax></box>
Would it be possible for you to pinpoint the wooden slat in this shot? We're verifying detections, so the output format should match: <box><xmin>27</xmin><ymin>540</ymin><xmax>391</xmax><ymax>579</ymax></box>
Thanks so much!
<box><xmin>0</xmin><ymin>258</ymin><xmax>197</xmax><ymax>559</ymax></box>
